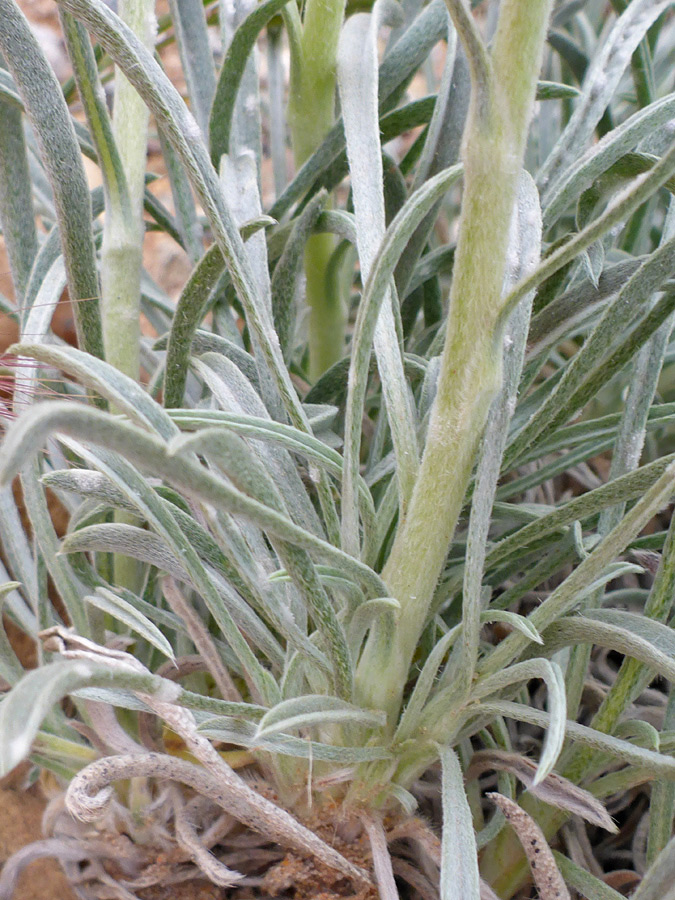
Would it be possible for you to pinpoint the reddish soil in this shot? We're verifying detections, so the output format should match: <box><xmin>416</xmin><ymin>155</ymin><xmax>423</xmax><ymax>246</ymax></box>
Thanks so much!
<box><xmin>0</xmin><ymin>778</ymin><xmax>77</xmax><ymax>900</ymax></box>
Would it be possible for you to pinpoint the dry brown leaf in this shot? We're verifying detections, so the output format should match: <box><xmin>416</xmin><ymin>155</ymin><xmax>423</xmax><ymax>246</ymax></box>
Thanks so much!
<box><xmin>468</xmin><ymin>749</ymin><xmax>617</xmax><ymax>833</ymax></box>
<box><xmin>603</xmin><ymin>869</ymin><xmax>641</xmax><ymax>892</ymax></box>
<box><xmin>487</xmin><ymin>793</ymin><xmax>571</xmax><ymax>900</ymax></box>
<box><xmin>630</xmin><ymin>550</ymin><xmax>661</xmax><ymax>575</ymax></box>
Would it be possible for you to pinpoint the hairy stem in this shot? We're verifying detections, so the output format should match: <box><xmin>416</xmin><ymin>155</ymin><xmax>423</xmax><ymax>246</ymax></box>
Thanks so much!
<box><xmin>104</xmin><ymin>0</ymin><xmax>155</xmax><ymax>589</ymax></box>
<box><xmin>355</xmin><ymin>0</ymin><xmax>553</xmax><ymax>725</ymax></box>
<box><xmin>102</xmin><ymin>0</ymin><xmax>154</xmax><ymax>380</ymax></box>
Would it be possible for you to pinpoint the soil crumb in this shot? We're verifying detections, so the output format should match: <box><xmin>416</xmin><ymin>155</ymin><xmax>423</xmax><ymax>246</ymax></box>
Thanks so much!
<box><xmin>261</xmin><ymin>852</ymin><xmax>376</xmax><ymax>900</ymax></box>
<box><xmin>139</xmin><ymin>882</ymin><xmax>223</xmax><ymax>899</ymax></box>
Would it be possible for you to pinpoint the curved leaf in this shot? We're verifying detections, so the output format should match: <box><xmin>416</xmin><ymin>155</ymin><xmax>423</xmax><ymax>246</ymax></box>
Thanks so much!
<box><xmin>481</xmin><ymin>611</ymin><xmax>543</xmax><ymax>645</ymax></box>
<box><xmin>539</xmin><ymin>0</ymin><xmax>672</xmax><ymax>200</ymax></box>
<box><xmin>338</xmin><ymin>5</ymin><xmax>419</xmax><ymax>552</ymax></box>
<box><xmin>543</xmin><ymin>93</ymin><xmax>675</xmax><ymax>227</ymax></box>
<box><xmin>0</xmin><ymin>659</ymin><xmax>174</xmax><ymax>776</ymax></box>
<box><xmin>167</xmin><ymin>0</ymin><xmax>215</xmax><ymax>137</ymax></box>
<box><xmin>472</xmin><ymin>658</ymin><xmax>566</xmax><ymax>783</ymax></box>
<box><xmin>85</xmin><ymin>587</ymin><xmax>176</xmax><ymax>660</ymax></box>
<box><xmin>480</xmin><ymin>700</ymin><xmax>675</xmax><ymax>779</ymax></box>
<box><xmin>545</xmin><ymin>612</ymin><xmax>675</xmax><ymax>684</ymax></box>
<box><xmin>0</xmin><ymin>90</ymin><xmax>37</xmax><ymax>301</ymax></box>
<box><xmin>196</xmin><ymin>716</ymin><xmax>391</xmax><ymax>762</ymax></box>
<box><xmin>11</xmin><ymin>342</ymin><xmax>177</xmax><ymax>438</ymax></box>
<box><xmin>255</xmin><ymin>694</ymin><xmax>385</xmax><ymax>739</ymax></box>
<box><xmin>0</xmin><ymin>402</ymin><xmax>387</xmax><ymax>599</ymax></box>
<box><xmin>394</xmin><ymin>624</ymin><xmax>461</xmax><ymax>744</ymax></box>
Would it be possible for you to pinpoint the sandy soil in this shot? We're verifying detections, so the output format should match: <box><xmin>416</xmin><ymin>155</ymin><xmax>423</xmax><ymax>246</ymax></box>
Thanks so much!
<box><xmin>0</xmin><ymin>779</ymin><xmax>77</xmax><ymax>900</ymax></box>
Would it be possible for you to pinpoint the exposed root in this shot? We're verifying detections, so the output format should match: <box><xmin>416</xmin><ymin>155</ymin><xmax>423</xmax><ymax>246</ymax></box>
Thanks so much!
<box><xmin>0</xmin><ymin>633</ymin><xmax>453</xmax><ymax>899</ymax></box>
<box><xmin>66</xmin><ymin>751</ymin><xmax>371</xmax><ymax>888</ymax></box>
<box><xmin>258</xmin><ymin>805</ymin><xmax>447</xmax><ymax>900</ymax></box>
<box><xmin>0</xmin><ymin>839</ymin><xmax>100</xmax><ymax>900</ymax></box>
<box><xmin>0</xmin><ymin>771</ymin><xmax>456</xmax><ymax>900</ymax></box>
<box><xmin>41</xmin><ymin>630</ymin><xmax>371</xmax><ymax>889</ymax></box>
<box><xmin>172</xmin><ymin>790</ymin><xmax>245</xmax><ymax>888</ymax></box>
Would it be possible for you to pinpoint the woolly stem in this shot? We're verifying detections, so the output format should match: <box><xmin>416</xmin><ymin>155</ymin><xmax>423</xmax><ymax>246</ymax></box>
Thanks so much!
<box><xmin>355</xmin><ymin>0</ymin><xmax>553</xmax><ymax>726</ymax></box>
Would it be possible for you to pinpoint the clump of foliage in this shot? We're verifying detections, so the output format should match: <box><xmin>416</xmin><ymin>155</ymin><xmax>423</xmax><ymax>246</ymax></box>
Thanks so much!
<box><xmin>0</xmin><ymin>0</ymin><xmax>674</xmax><ymax>898</ymax></box>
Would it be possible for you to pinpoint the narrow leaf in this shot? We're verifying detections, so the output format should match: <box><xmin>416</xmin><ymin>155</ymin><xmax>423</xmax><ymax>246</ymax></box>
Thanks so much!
<box><xmin>395</xmin><ymin>625</ymin><xmax>461</xmax><ymax>744</ymax></box>
<box><xmin>0</xmin><ymin>584</ymin><xmax>24</xmax><ymax>686</ymax></box>
<box><xmin>11</xmin><ymin>342</ymin><xmax>177</xmax><ymax>439</ymax></box>
<box><xmin>473</xmin><ymin>658</ymin><xmax>566</xmax><ymax>783</ymax></box>
<box><xmin>196</xmin><ymin>716</ymin><xmax>390</xmax><ymax>762</ymax></box>
<box><xmin>545</xmin><ymin>612</ymin><xmax>675</xmax><ymax>684</ymax></box>
<box><xmin>341</xmin><ymin>164</ymin><xmax>462</xmax><ymax>555</ymax></box>
<box><xmin>631</xmin><ymin>833</ymin><xmax>675</xmax><ymax>900</ymax></box>
<box><xmin>338</xmin><ymin>3</ymin><xmax>419</xmax><ymax>552</ymax></box>
<box><xmin>171</xmin><ymin>426</ymin><xmax>353</xmax><ymax>697</ymax></box>
<box><xmin>481</xmin><ymin>610</ymin><xmax>543</xmax><ymax>645</ymax></box>
<box><xmin>482</xmin><ymin>459</ymin><xmax>675</xmax><ymax>674</ymax></box>
<box><xmin>167</xmin><ymin>0</ymin><xmax>216</xmax><ymax>136</ymax></box>
<box><xmin>480</xmin><ymin>700</ymin><xmax>675</xmax><ymax>779</ymax></box>
<box><xmin>0</xmin><ymin>0</ymin><xmax>103</xmax><ymax>358</ymax></box>
<box><xmin>209</xmin><ymin>0</ymin><xmax>290</xmax><ymax>165</ymax></box>
<box><xmin>21</xmin><ymin>457</ymin><xmax>88</xmax><ymax>635</ymax></box>
<box><xmin>255</xmin><ymin>695</ymin><xmax>385</xmax><ymax>739</ymax></box>
<box><xmin>268</xmin><ymin>0</ymin><xmax>449</xmax><ymax>222</ymax></box>
<box><xmin>539</xmin><ymin>0</ymin><xmax>672</xmax><ymax>201</ymax></box>
<box><xmin>57</xmin><ymin>0</ymin><xmax>310</xmax><ymax>433</ymax></box>
<box><xmin>0</xmin><ymin>402</ymin><xmax>388</xmax><ymax>599</ymax></box>
<box><xmin>543</xmin><ymin>93</ymin><xmax>675</xmax><ymax>228</ymax></box>
<box><xmin>439</xmin><ymin>745</ymin><xmax>480</xmax><ymax>900</ymax></box>
<box><xmin>0</xmin><ymin>91</ymin><xmax>37</xmax><ymax>301</ymax></box>
<box><xmin>84</xmin><ymin>587</ymin><xmax>176</xmax><ymax>660</ymax></box>
<box><xmin>552</xmin><ymin>852</ymin><xmax>624</xmax><ymax>900</ymax></box>
<box><xmin>271</xmin><ymin>191</ymin><xmax>327</xmax><ymax>362</ymax></box>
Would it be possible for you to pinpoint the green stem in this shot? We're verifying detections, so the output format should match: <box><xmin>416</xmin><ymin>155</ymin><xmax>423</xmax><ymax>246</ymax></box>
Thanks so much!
<box><xmin>102</xmin><ymin>0</ymin><xmax>154</xmax><ymax>381</ymax></box>
<box><xmin>288</xmin><ymin>0</ymin><xmax>346</xmax><ymax>379</ymax></box>
<box><xmin>59</xmin><ymin>10</ymin><xmax>141</xmax><ymax>597</ymax></box>
<box><xmin>355</xmin><ymin>0</ymin><xmax>553</xmax><ymax>725</ymax></box>
<box><xmin>105</xmin><ymin>0</ymin><xmax>154</xmax><ymax>591</ymax></box>
<box><xmin>60</xmin><ymin>14</ymin><xmax>138</xmax><ymax>372</ymax></box>
<box><xmin>303</xmin><ymin>232</ymin><xmax>345</xmax><ymax>379</ymax></box>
